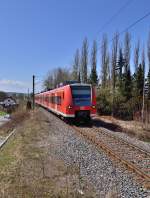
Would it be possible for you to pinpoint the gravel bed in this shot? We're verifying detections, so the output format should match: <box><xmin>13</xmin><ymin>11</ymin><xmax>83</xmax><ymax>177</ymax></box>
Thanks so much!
<box><xmin>42</xmin><ymin>109</ymin><xmax>150</xmax><ymax>198</ymax></box>
<box><xmin>95</xmin><ymin>126</ymin><xmax>150</xmax><ymax>153</ymax></box>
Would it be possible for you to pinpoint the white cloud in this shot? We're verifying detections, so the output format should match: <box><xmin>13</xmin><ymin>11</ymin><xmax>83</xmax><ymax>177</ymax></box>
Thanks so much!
<box><xmin>0</xmin><ymin>79</ymin><xmax>30</xmax><ymax>87</ymax></box>
<box><xmin>0</xmin><ymin>79</ymin><xmax>31</xmax><ymax>93</ymax></box>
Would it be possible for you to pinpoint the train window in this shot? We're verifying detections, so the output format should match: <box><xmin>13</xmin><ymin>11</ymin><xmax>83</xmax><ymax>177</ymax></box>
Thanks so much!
<box><xmin>52</xmin><ymin>96</ymin><xmax>54</xmax><ymax>104</ymax></box>
<box><xmin>71</xmin><ymin>85</ymin><xmax>91</xmax><ymax>106</ymax></box>
<box><xmin>48</xmin><ymin>95</ymin><xmax>62</xmax><ymax>105</ymax></box>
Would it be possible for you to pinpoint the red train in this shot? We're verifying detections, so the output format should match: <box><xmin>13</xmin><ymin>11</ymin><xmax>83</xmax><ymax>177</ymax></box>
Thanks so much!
<box><xmin>35</xmin><ymin>83</ymin><xmax>96</xmax><ymax>121</ymax></box>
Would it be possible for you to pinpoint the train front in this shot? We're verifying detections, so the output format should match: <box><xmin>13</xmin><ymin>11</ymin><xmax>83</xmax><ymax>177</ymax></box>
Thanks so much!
<box><xmin>67</xmin><ymin>84</ymin><xmax>96</xmax><ymax>121</ymax></box>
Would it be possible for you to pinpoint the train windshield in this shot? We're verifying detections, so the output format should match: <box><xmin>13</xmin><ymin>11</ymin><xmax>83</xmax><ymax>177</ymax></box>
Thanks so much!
<box><xmin>71</xmin><ymin>85</ymin><xmax>91</xmax><ymax>106</ymax></box>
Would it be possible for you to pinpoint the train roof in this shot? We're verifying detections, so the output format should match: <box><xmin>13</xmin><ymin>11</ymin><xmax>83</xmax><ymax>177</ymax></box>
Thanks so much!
<box><xmin>36</xmin><ymin>83</ymin><xmax>91</xmax><ymax>95</ymax></box>
<box><xmin>70</xmin><ymin>83</ymin><xmax>91</xmax><ymax>86</ymax></box>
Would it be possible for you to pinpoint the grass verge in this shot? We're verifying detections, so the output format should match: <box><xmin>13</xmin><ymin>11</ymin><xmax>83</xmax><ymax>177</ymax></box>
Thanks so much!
<box><xmin>0</xmin><ymin>111</ymin><xmax>7</xmax><ymax>116</ymax></box>
<box><xmin>0</xmin><ymin>109</ymin><xmax>96</xmax><ymax>197</ymax></box>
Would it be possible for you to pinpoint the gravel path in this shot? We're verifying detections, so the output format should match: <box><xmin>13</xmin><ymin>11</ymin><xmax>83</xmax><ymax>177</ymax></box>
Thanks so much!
<box><xmin>42</xmin><ymin>108</ymin><xmax>150</xmax><ymax>198</ymax></box>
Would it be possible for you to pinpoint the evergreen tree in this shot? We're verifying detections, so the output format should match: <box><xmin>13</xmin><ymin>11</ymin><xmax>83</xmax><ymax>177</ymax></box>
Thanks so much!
<box><xmin>146</xmin><ymin>69</ymin><xmax>150</xmax><ymax>99</ymax></box>
<box><xmin>90</xmin><ymin>40</ymin><xmax>98</xmax><ymax>85</ymax></box>
<box><xmin>142</xmin><ymin>48</ymin><xmax>145</xmax><ymax>74</ymax></box>
<box><xmin>122</xmin><ymin>68</ymin><xmax>132</xmax><ymax>100</ymax></box>
<box><xmin>117</xmin><ymin>47</ymin><xmax>125</xmax><ymax>93</ymax></box>
<box><xmin>135</xmin><ymin>64</ymin><xmax>144</xmax><ymax>97</ymax></box>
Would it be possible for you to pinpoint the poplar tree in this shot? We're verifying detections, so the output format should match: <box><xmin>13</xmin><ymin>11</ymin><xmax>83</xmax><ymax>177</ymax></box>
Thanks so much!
<box><xmin>134</xmin><ymin>40</ymin><xmax>140</xmax><ymax>72</ymax></box>
<box><xmin>124</xmin><ymin>32</ymin><xmax>131</xmax><ymax>73</ymax></box>
<box><xmin>147</xmin><ymin>32</ymin><xmax>150</xmax><ymax>98</ymax></box>
<box><xmin>117</xmin><ymin>47</ymin><xmax>125</xmax><ymax>93</ymax></box>
<box><xmin>111</xmin><ymin>32</ymin><xmax>119</xmax><ymax>91</ymax></box>
<box><xmin>101</xmin><ymin>34</ymin><xmax>109</xmax><ymax>88</ymax></box>
<box><xmin>111</xmin><ymin>32</ymin><xmax>119</xmax><ymax>116</ymax></box>
<box><xmin>90</xmin><ymin>40</ymin><xmax>98</xmax><ymax>85</ymax></box>
<box><xmin>147</xmin><ymin>32</ymin><xmax>150</xmax><ymax>70</ymax></box>
<box><xmin>122</xmin><ymin>32</ymin><xmax>132</xmax><ymax>101</ymax></box>
<box><xmin>81</xmin><ymin>38</ymin><xmax>88</xmax><ymax>83</ymax></box>
<box><xmin>72</xmin><ymin>49</ymin><xmax>80</xmax><ymax>81</ymax></box>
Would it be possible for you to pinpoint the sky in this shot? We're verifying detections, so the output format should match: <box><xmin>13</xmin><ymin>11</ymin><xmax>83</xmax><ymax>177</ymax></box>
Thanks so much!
<box><xmin>0</xmin><ymin>0</ymin><xmax>149</xmax><ymax>93</ymax></box>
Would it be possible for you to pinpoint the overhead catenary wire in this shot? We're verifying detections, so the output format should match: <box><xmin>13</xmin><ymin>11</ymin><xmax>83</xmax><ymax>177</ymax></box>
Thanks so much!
<box><xmin>95</xmin><ymin>0</ymin><xmax>135</xmax><ymax>38</ymax></box>
<box><xmin>98</xmin><ymin>10</ymin><xmax>150</xmax><ymax>51</ymax></box>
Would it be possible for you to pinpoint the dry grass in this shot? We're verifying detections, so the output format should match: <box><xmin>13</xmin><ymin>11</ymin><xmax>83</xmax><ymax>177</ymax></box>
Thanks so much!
<box><xmin>99</xmin><ymin>116</ymin><xmax>150</xmax><ymax>142</ymax></box>
<box><xmin>0</xmin><ymin>109</ymin><xmax>96</xmax><ymax>197</ymax></box>
<box><xmin>0</xmin><ymin>108</ymin><xmax>29</xmax><ymax>137</ymax></box>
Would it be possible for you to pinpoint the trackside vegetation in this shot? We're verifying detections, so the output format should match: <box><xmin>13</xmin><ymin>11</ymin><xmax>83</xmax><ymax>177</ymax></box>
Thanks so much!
<box><xmin>43</xmin><ymin>31</ymin><xmax>150</xmax><ymax>124</ymax></box>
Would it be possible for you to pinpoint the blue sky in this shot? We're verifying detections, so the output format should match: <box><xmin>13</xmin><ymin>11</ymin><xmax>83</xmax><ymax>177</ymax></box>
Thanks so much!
<box><xmin>0</xmin><ymin>0</ymin><xmax>149</xmax><ymax>93</ymax></box>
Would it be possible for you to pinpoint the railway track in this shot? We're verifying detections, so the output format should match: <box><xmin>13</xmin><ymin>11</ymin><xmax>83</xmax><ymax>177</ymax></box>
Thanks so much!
<box><xmin>71</xmin><ymin>124</ymin><xmax>150</xmax><ymax>190</ymax></box>
<box><xmin>0</xmin><ymin>129</ymin><xmax>16</xmax><ymax>150</ymax></box>
<box><xmin>41</xmin><ymin>107</ymin><xmax>150</xmax><ymax>190</ymax></box>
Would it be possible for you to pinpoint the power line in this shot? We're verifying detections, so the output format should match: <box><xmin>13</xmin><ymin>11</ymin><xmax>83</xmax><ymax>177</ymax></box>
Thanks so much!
<box><xmin>98</xmin><ymin>10</ymin><xmax>150</xmax><ymax>51</ymax></box>
<box><xmin>118</xmin><ymin>11</ymin><xmax>150</xmax><ymax>37</ymax></box>
<box><xmin>95</xmin><ymin>0</ymin><xmax>135</xmax><ymax>38</ymax></box>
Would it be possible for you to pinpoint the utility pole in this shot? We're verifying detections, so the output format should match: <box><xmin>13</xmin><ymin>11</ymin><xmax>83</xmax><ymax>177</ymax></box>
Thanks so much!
<box><xmin>27</xmin><ymin>88</ymin><xmax>29</xmax><ymax>99</ymax></box>
<box><xmin>33</xmin><ymin>75</ymin><xmax>35</xmax><ymax>110</ymax></box>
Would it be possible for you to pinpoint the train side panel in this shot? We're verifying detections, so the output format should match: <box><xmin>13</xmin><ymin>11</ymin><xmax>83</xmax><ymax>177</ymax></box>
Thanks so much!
<box><xmin>35</xmin><ymin>84</ymin><xmax>96</xmax><ymax>119</ymax></box>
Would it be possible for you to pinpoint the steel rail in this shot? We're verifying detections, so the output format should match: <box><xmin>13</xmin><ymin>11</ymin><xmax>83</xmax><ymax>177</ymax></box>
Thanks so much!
<box><xmin>94</xmin><ymin>126</ymin><xmax>150</xmax><ymax>157</ymax></box>
<box><xmin>94</xmin><ymin>116</ymin><xmax>150</xmax><ymax>156</ymax></box>
<box><xmin>0</xmin><ymin>129</ymin><xmax>16</xmax><ymax>150</ymax></box>
<box><xmin>72</xmin><ymin>125</ymin><xmax>150</xmax><ymax>189</ymax></box>
<box><xmin>41</xmin><ymin>108</ymin><xmax>150</xmax><ymax>189</ymax></box>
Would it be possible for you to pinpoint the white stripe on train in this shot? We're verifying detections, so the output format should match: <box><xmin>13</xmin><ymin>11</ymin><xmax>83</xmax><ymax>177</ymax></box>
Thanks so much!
<box><xmin>36</xmin><ymin>102</ymin><xmax>96</xmax><ymax>118</ymax></box>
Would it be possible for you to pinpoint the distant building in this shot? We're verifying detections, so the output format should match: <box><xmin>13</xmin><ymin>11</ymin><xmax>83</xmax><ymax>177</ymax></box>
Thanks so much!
<box><xmin>1</xmin><ymin>97</ymin><xmax>17</xmax><ymax>108</ymax></box>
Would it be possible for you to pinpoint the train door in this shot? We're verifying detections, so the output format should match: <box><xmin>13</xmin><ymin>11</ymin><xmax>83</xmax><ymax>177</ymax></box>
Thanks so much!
<box><xmin>55</xmin><ymin>93</ymin><xmax>58</xmax><ymax>112</ymax></box>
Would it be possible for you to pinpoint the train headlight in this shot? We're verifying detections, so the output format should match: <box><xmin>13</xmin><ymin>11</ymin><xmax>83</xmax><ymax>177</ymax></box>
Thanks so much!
<box><xmin>68</xmin><ymin>105</ymin><xmax>73</xmax><ymax>109</ymax></box>
<box><xmin>92</xmin><ymin>105</ymin><xmax>96</xmax><ymax>109</ymax></box>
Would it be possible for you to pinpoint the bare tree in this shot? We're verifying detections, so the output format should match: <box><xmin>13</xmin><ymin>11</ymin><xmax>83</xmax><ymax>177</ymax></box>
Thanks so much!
<box><xmin>101</xmin><ymin>34</ymin><xmax>109</xmax><ymax>87</ymax></box>
<box><xmin>43</xmin><ymin>67</ymin><xmax>71</xmax><ymax>90</ymax></box>
<box><xmin>43</xmin><ymin>72</ymin><xmax>54</xmax><ymax>90</ymax></box>
<box><xmin>81</xmin><ymin>38</ymin><xmax>88</xmax><ymax>83</ymax></box>
<box><xmin>134</xmin><ymin>40</ymin><xmax>140</xmax><ymax>72</ymax></box>
<box><xmin>0</xmin><ymin>91</ymin><xmax>7</xmax><ymax>101</ymax></box>
<box><xmin>72</xmin><ymin>49</ymin><xmax>80</xmax><ymax>81</ymax></box>
<box><xmin>124</xmin><ymin>32</ymin><xmax>131</xmax><ymax>73</ymax></box>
